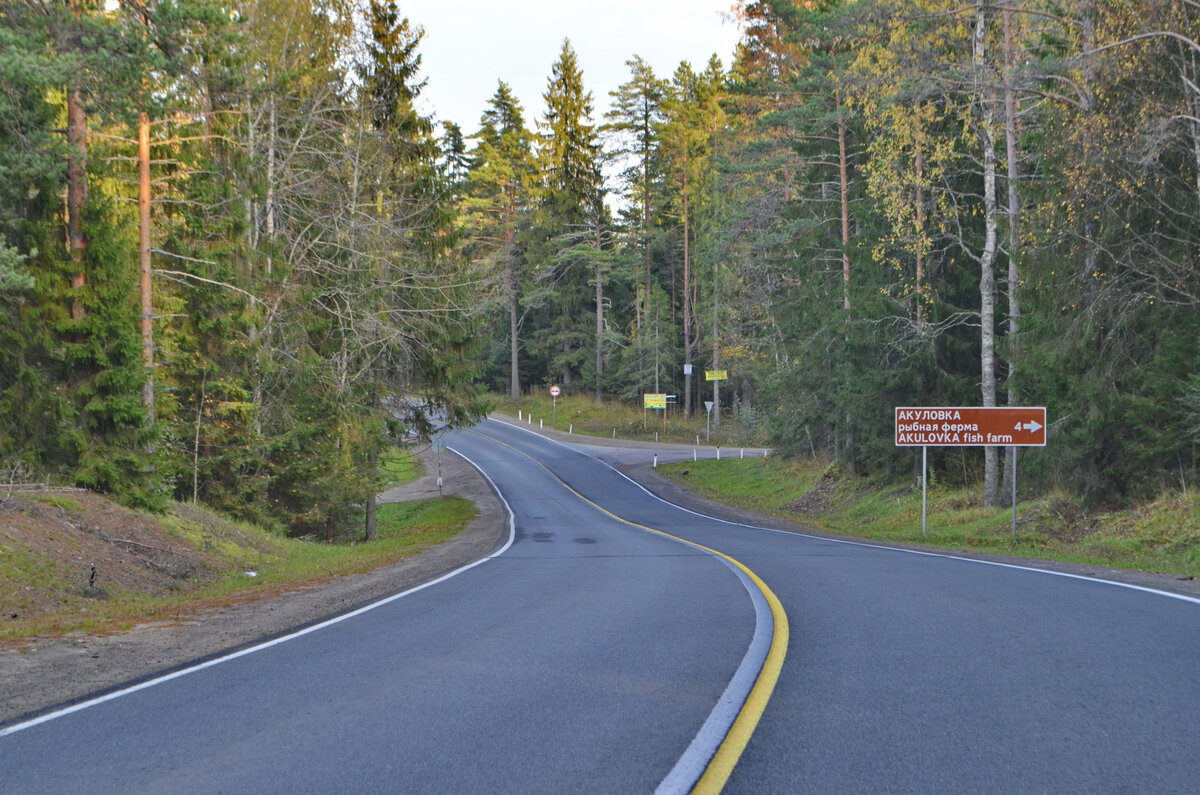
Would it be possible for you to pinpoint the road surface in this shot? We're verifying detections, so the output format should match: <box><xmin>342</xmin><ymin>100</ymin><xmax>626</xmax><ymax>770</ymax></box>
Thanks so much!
<box><xmin>3</xmin><ymin>417</ymin><xmax>1198</xmax><ymax>792</ymax></box>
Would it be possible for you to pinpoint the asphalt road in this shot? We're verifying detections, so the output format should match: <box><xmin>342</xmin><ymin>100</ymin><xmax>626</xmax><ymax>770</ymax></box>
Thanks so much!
<box><xmin>0</xmin><ymin>421</ymin><xmax>762</xmax><ymax>793</ymax></box>
<box><xmin>474</xmin><ymin>419</ymin><xmax>1200</xmax><ymax>792</ymax></box>
<box><xmin>3</xmin><ymin>417</ymin><xmax>1199</xmax><ymax>792</ymax></box>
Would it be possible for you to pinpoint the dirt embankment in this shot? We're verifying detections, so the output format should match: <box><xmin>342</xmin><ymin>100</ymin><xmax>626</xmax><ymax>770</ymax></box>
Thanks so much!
<box><xmin>0</xmin><ymin>443</ymin><xmax>505</xmax><ymax>726</ymax></box>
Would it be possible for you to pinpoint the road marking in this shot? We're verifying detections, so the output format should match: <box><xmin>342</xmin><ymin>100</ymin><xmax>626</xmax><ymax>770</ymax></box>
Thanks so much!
<box><xmin>470</xmin><ymin>429</ymin><xmax>788</xmax><ymax>793</ymax></box>
<box><xmin>0</xmin><ymin>452</ymin><xmax>518</xmax><ymax>739</ymax></box>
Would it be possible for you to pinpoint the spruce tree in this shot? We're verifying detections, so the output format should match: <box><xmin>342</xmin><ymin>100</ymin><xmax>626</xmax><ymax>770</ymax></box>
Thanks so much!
<box><xmin>527</xmin><ymin>39</ymin><xmax>607</xmax><ymax>391</ymax></box>
<box><xmin>464</xmin><ymin>82</ymin><xmax>536</xmax><ymax>399</ymax></box>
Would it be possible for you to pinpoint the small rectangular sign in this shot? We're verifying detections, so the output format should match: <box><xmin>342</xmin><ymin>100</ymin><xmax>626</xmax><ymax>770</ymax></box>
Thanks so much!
<box><xmin>895</xmin><ymin>407</ymin><xmax>1047</xmax><ymax>447</ymax></box>
<box><xmin>683</xmin><ymin>364</ymin><xmax>693</xmax><ymax>375</ymax></box>
<box><xmin>644</xmin><ymin>393</ymin><xmax>667</xmax><ymax>409</ymax></box>
<box><xmin>705</xmin><ymin>370</ymin><xmax>728</xmax><ymax>381</ymax></box>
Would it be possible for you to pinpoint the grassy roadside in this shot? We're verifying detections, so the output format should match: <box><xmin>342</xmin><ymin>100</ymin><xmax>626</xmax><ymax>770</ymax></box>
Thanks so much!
<box><xmin>1</xmin><ymin>447</ymin><xmax>473</xmax><ymax>641</ymax></box>
<box><xmin>657</xmin><ymin>457</ymin><xmax>1200</xmax><ymax>577</ymax></box>
<box><xmin>494</xmin><ymin>393</ymin><xmax>769</xmax><ymax>448</ymax></box>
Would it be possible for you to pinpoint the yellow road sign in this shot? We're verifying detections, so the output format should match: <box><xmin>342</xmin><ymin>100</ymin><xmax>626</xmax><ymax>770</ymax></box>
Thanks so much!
<box><xmin>705</xmin><ymin>370</ymin><xmax>728</xmax><ymax>381</ymax></box>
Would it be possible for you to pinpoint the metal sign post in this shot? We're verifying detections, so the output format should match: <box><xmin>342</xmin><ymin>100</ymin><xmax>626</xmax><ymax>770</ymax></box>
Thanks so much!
<box><xmin>922</xmin><ymin>446</ymin><xmax>928</xmax><ymax>536</ymax></box>
<box><xmin>436</xmin><ymin>439</ymin><xmax>444</xmax><ymax>498</ymax></box>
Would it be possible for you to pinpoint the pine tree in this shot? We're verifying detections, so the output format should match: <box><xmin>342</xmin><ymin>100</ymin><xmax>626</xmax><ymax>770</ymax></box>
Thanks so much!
<box><xmin>605</xmin><ymin>55</ymin><xmax>667</xmax><ymax>330</ymax></box>
<box><xmin>659</xmin><ymin>59</ymin><xmax>724</xmax><ymax>418</ymax></box>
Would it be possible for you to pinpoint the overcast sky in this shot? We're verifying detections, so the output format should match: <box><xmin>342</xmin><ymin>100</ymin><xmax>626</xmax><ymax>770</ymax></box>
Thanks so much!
<box><xmin>399</xmin><ymin>0</ymin><xmax>744</xmax><ymax>135</ymax></box>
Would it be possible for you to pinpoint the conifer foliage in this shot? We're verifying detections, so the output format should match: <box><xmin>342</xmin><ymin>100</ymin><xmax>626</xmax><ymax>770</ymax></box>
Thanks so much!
<box><xmin>0</xmin><ymin>0</ymin><xmax>484</xmax><ymax>533</ymax></box>
<box><xmin>5</xmin><ymin>0</ymin><xmax>1200</xmax><ymax>521</ymax></box>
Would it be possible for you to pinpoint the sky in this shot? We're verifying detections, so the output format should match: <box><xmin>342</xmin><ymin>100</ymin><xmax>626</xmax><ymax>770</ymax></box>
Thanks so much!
<box><xmin>399</xmin><ymin>0</ymin><xmax>744</xmax><ymax>135</ymax></box>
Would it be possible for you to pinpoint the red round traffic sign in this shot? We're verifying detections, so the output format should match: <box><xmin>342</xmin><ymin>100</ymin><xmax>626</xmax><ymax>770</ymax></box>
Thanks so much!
<box><xmin>549</xmin><ymin>385</ymin><xmax>561</xmax><ymax>397</ymax></box>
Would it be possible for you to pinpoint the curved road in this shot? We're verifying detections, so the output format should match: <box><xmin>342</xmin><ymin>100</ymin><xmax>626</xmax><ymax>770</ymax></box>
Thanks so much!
<box><xmin>3</xmin><ymin>417</ymin><xmax>1199</xmax><ymax>792</ymax></box>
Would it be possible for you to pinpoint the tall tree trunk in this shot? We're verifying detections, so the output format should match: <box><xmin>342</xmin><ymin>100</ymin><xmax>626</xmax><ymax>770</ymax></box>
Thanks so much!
<box><xmin>505</xmin><ymin>215</ymin><xmax>520</xmax><ymax>400</ymax></box>
<box><xmin>509</xmin><ymin>265</ymin><xmax>520</xmax><ymax>401</ymax></box>
<box><xmin>66</xmin><ymin>85</ymin><xmax>87</xmax><ymax>320</ymax></box>
<box><xmin>682</xmin><ymin>157</ymin><xmax>694</xmax><ymax>419</ymax></box>
<box><xmin>266</xmin><ymin>95</ymin><xmax>277</xmax><ymax>277</ymax></box>
<box><xmin>364</xmin><ymin>443</ymin><xmax>378</xmax><ymax>542</ymax></box>
<box><xmin>914</xmin><ymin>110</ymin><xmax>927</xmax><ymax>329</ymax></box>
<box><xmin>712</xmin><ymin>258</ymin><xmax>720</xmax><ymax>428</ymax></box>
<box><xmin>1078</xmin><ymin>2</ymin><xmax>1100</xmax><ymax>294</ymax></box>
<box><xmin>139</xmin><ymin>111</ymin><xmax>154</xmax><ymax>423</ymax></box>
<box><xmin>975</xmin><ymin>1</ymin><xmax>1001</xmax><ymax>507</ymax></box>
<box><xmin>837</xmin><ymin>90</ymin><xmax>851</xmax><ymax>313</ymax></box>
<box><xmin>192</xmin><ymin>375</ymin><xmax>206</xmax><ymax>504</ymax></box>
<box><xmin>1002</xmin><ymin>2</ymin><xmax>1024</xmax><ymax>506</ymax></box>
<box><xmin>595</xmin><ymin>244</ymin><xmax>603</xmax><ymax>404</ymax></box>
<box><xmin>837</xmin><ymin>89</ymin><xmax>854</xmax><ymax>467</ymax></box>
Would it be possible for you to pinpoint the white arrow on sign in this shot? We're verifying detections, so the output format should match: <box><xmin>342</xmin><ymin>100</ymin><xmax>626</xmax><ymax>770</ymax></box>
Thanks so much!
<box><xmin>1015</xmin><ymin>420</ymin><xmax>1043</xmax><ymax>433</ymax></box>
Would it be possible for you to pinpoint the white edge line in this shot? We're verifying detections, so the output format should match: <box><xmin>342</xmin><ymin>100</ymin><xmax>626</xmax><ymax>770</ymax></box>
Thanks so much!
<box><xmin>488</xmin><ymin>416</ymin><xmax>1200</xmax><ymax>608</ymax></box>
<box><xmin>474</xmin><ymin>419</ymin><xmax>776</xmax><ymax>791</ymax></box>
<box><xmin>0</xmin><ymin>448</ymin><xmax>517</xmax><ymax>739</ymax></box>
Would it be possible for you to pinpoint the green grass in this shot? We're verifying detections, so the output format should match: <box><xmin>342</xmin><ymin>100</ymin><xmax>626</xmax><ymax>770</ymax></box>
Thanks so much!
<box><xmin>667</xmin><ymin>457</ymin><xmax>822</xmax><ymax>513</ymax></box>
<box><xmin>243</xmin><ymin>498</ymin><xmax>476</xmax><ymax>587</ymax></box>
<box><xmin>658</xmin><ymin>457</ymin><xmax>1200</xmax><ymax>577</ymax></box>
<box><xmin>494</xmin><ymin>392</ymin><xmax>769</xmax><ymax>447</ymax></box>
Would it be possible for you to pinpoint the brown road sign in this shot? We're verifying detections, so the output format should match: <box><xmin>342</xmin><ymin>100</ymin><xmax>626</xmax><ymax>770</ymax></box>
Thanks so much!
<box><xmin>895</xmin><ymin>407</ymin><xmax>1047</xmax><ymax>447</ymax></box>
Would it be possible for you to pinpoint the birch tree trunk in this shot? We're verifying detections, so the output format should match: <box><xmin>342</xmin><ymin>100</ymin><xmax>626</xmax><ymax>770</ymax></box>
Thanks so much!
<box><xmin>1002</xmin><ymin>2</ymin><xmax>1023</xmax><ymax>505</ymax></box>
<box><xmin>975</xmin><ymin>1</ymin><xmax>1001</xmax><ymax>507</ymax></box>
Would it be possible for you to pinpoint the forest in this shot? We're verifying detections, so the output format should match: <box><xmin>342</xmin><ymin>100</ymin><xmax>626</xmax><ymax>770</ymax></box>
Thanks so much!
<box><xmin>3</xmin><ymin>0</ymin><xmax>1200</xmax><ymax>536</ymax></box>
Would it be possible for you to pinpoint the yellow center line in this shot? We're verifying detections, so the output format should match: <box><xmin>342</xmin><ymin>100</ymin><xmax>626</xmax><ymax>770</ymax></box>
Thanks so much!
<box><xmin>471</xmin><ymin>431</ymin><xmax>789</xmax><ymax>793</ymax></box>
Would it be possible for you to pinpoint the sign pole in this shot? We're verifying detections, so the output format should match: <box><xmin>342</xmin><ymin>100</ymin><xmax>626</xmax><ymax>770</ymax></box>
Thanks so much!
<box><xmin>1011</xmin><ymin>447</ymin><xmax>1018</xmax><ymax>539</ymax></box>
<box><xmin>922</xmin><ymin>445</ymin><xmax>928</xmax><ymax>537</ymax></box>
<box><xmin>548</xmin><ymin>385</ymin><xmax>562</xmax><ymax>428</ymax></box>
